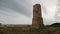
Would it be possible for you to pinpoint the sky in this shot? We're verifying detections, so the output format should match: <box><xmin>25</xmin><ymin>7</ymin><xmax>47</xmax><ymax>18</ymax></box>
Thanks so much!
<box><xmin>0</xmin><ymin>0</ymin><xmax>60</xmax><ymax>25</ymax></box>
<box><xmin>33</xmin><ymin>0</ymin><xmax>59</xmax><ymax>25</ymax></box>
<box><xmin>0</xmin><ymin>0</ymin><xmax>32</xmax><ymax>25</ymax></box>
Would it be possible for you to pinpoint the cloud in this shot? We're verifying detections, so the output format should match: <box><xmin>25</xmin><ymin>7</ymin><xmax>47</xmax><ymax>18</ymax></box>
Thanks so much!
<box><xmin>43</xmin><ymin>18</ymin><xmax>56</xmax><ymax>25</ymax></box>
<box><xmin>55</xmin><ymin>0</ymin><xmax>60</xmax><ymax>22</ymax></box>
<box><xmin>0</xmin><ymin>0</ymin><xmax>33</xmax><ymax>17</ymax></box>
<box><xmin>31</xmin><ymin>0</ymin><xmax>58</xmax><ymax>25</ymax></box>
<box><xmin>40</xmin><ymin>0</ymin><xmax>57</xmax><ymax>24</ymax></box>
<box><xmin>0</xmin><ymin>8</ymin><xmax>32</xmax><ymax>24</ymax></box>
<box><xmin>0</xmin><ymin>0</ymin><xmax>59</xmax><ymax>25</ymax></box>
<box><xmin>0</xmin><ymin>0</ymin><xmax>32</xmax><ymax>24</ymax></box>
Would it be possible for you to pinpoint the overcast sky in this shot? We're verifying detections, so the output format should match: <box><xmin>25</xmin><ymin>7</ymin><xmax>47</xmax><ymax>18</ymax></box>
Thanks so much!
<box><xmin>0</xmin><ymin>0</ymin><xmax>59</xmax><ymax>25</ymax></box>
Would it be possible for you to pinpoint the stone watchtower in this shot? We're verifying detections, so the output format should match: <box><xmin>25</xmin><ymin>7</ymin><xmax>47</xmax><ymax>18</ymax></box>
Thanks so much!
<box><xmin>32</xmin><ymin>4</ymin><xmax>44</xmax><ymax>28</ymax></box>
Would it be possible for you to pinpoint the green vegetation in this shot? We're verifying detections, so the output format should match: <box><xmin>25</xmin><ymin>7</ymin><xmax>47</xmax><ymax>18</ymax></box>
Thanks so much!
<box><xmin>0</xmin><ymin>26</ymin><xmax>59</xmax><ymax>34</ymax></box>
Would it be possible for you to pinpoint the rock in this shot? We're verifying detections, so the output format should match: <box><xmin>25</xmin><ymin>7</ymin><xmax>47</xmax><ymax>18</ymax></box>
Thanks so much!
<box><xmin>32</xmin><ymin>4</ymin><xmax>44</xmax><ymax>28</ymax></box>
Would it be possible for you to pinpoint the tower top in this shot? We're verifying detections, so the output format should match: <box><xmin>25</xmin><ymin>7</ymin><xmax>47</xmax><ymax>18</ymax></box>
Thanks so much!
<box><xmin>33</xmin><ymin>4</ymin><xmax>41</xmax><ymax>7</ymax></box>
<box><xmin>33</xmin><ymin>4</ymin><xmax>41</xmax><ymax>11</ymax></box>
<box><xmin>33</xmin><ymin>4</ymin><xmax>42</xmax><ymax>17</ymax></box>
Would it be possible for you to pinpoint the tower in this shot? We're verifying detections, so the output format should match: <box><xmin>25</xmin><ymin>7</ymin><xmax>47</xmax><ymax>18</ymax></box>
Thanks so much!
<box><xmin>32</xmin><ymin>4</ymin><xmax>44</xmax><ymax>28</ymax></box>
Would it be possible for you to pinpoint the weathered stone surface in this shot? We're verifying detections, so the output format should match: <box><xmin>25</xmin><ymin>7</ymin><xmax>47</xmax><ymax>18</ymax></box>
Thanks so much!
<box><xmin>32</xmin><ymin>4</ymin><xmax>44</xmax><ymax>28</ymax></box>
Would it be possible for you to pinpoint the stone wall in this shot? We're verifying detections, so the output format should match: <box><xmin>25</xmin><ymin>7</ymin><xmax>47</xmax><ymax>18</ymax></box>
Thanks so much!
<box><xmin>32</xmin><ymin>4</ymin><xmax>44</xmax><ymax>28</ymax></box>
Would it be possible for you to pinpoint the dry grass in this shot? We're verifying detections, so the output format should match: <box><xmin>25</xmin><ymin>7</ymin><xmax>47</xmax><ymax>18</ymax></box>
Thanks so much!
<box><xmin>0</xmin><ymin>26</ymin><xmax>59</xmax><ymax>34</ymax></box>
